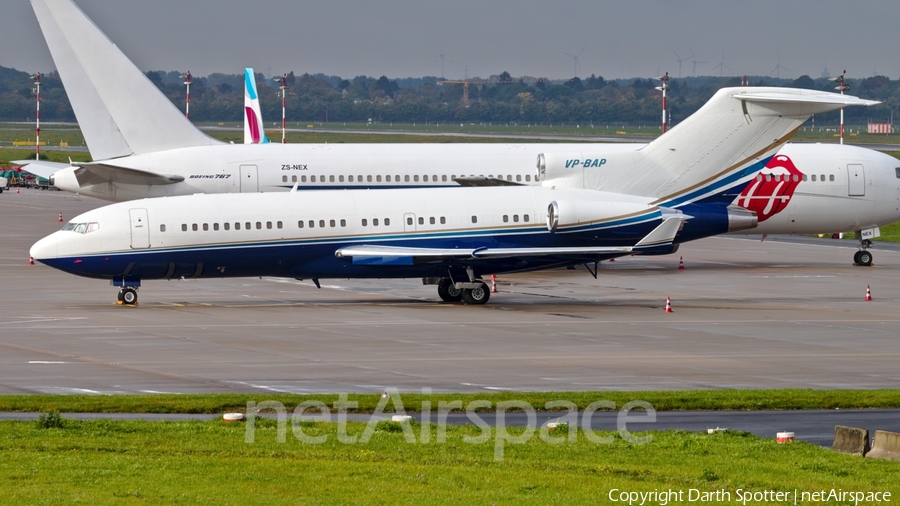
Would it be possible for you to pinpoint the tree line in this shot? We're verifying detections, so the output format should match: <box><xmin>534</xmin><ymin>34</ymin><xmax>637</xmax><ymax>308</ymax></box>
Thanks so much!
<box><xmin>0</xmin><ymin>64</ymin><xmax>897</xmax><ymax>127</ymax></box>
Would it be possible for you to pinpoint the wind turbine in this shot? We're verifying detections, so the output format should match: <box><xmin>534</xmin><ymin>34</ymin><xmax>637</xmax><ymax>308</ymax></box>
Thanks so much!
<box><xmin>769</xmin><ymin>52</ymin><xmax>790</xmax><ymax>79</ymax></box>
<box><xmin>564</xmin><ymin>46</ymin><xmax>586</xmax><ymax>78</ymax></box>
<box><xmin>710</xmin><ymin>50</ymin><xmax>732</xmax><ymax>77</ymax></box>
<box><xmin>673</xmin><ymin>50</ymin><xmax>692</xmax><ymax>79</ymax></box>
<box><xmin>689</xmin><ymin>49</ymin><xmax>706</xmax><ymax>76</ymax></box>
<box><xmin>434</xmin><ymin>53</ymin><xmax>454</xmax><ymax>79</ymax></box>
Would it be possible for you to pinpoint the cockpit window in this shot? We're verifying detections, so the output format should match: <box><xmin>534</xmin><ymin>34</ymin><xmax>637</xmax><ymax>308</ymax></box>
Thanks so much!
<box><xmin>63</xmin><ymin>222</ymin><xmax>100</xmax><ymax>234</ymax></box>
<box><xmin>62</xmin><ymin>223</ymin><xmax>76</xmax><ymax>232</ymax></box>
<box><xmin>895</xmin><ymin>168</ymin><xmax>900</xmax><ymax>179</ymax></box>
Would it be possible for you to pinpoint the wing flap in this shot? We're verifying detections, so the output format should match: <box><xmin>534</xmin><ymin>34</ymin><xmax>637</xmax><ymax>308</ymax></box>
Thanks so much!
<box><xmin>453</xmin><ymin>176</ymin><xmax>524</xmax><ymax>187</ymax></box>
<box><xmin>10</xmin><ymin>160</ymin><xmax>70</xmax><ymax>180</ymax></box>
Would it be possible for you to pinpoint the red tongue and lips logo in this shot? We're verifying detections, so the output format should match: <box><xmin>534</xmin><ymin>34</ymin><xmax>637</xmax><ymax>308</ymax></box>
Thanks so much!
<box><xmin>736</xmin><ymin>154</ymin><xmax>804</xmax><ymax>222</ymax></box>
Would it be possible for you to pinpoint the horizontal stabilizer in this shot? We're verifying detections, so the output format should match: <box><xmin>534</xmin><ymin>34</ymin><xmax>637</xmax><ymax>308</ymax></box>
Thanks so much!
<box><xmin>72</xmin><ymin>163</ymin><xmax>185</xmax><ymax>186</ymax></box>
<box><xmin>10</xmin><ymin>160</ymin><xmax>70</xmax><ymax>179</ymax></box>
<box><xmin>733</xmin><ymin>92</ymin><xmax>879</xmax><ymax>114</ymax></box>
<box><xmin>453</xmin><ymin>176</ymin><xmax>524</xmax><ymax>187</ymax></box>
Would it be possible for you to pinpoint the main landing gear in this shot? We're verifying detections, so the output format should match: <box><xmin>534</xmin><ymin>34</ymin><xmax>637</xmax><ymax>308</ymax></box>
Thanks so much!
<box><xmin>117</xmin><ymin>287</ymin><xmax>138</xmax><ymax>305</ymax></box>
<box><xmin>854</xmin><ymin>238</ymin><xmax>873</xmax><ymax>267</ymax></box>
<box><xmin>433</xmin><ymin>276</ymin><xmax>491</xmax><ymax>305</ymax></box>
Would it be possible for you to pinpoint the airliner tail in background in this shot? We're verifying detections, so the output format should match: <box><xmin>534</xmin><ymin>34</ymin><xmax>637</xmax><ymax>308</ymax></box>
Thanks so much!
<box><xmin>244</xmin><ymin>68</ymin><xmax>269</xmax><ymax>144</ymax></box>
<box><xmin>30</xmin><ymin>0</ymin><xmax>221</xmax><ymax>158</ymax></box>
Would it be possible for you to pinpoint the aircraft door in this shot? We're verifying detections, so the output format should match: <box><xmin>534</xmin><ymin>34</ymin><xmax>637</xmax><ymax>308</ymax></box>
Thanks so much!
<box><xmin>240</xmin><ymin>165</ymin><xmax>259</xmax><ymax>193</ymax></box>
<box><xmin>848</xmin><ymin>164</ymin><xmax>865</xmax><ymax>196</ymax></box>
<box><xmin>129</xmin><ymin>208</ymin><xmax>150</xmax><ymax>249</ymax></box>
<box><xmin>403</xmin><ymin>213</ymin><xmax>417</xmax><ymax>232</ymax></box>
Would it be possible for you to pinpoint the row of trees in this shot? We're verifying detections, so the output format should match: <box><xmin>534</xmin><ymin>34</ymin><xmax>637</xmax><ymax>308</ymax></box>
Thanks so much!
<box><xmin>0</xmin><ymin>64</ymin><xmax>897</xmax><ymax>126</ymax></box>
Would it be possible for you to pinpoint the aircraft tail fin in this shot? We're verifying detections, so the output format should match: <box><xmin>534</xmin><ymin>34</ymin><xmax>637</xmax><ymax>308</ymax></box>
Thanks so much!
<box><xmin>31</xmin><ymin>0</ymin><xmax>221</xmax><ymax>159</ymax></box>
<box><xmin>544</xmin><ymin>87</ymin><xmax>876</xmax><ymax>207</ymax></box>
<box><xmin>244</xmin><ymin>68</ymin><xmax>269</xmax><ymax>144</ymax></box>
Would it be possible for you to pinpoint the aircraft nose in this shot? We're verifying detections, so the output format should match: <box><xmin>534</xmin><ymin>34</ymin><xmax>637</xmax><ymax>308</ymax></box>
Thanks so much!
<box><xmin>30</xmin><ymin>232</ymin><xmax>59</xmax><ymax>262</ymax></box>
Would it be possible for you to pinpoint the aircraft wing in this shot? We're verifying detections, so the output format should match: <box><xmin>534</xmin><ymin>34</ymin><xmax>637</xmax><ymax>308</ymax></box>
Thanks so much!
<box><xmin>336</xmin><ymin>217</ymin><xmax>684</xmax><ymax>264</ymax></box>
<box><xmin>71</xmin><ymin>162</ymin><xmax>185</xmax><ymax>186</ymax></box>
<box><xmin>453</xmin><ymin>176</ymin><xmax>524</xmax><ymax>187</ymax></box>
<box><xmin>10</xmin><ymin>160</ymin><xmax>70</xmax><ymax>179</ymax></box>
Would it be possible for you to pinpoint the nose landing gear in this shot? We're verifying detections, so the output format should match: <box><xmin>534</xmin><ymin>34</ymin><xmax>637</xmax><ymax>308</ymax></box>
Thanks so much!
<box><xmin>854</xmin><ymin>238</ymin><xmax>873</xmax><ymax>267</ymax></box>
<box><xmin>117</xmin><ymin>287</ymin><xmax>138</xmax><ymax>305</ymax></box>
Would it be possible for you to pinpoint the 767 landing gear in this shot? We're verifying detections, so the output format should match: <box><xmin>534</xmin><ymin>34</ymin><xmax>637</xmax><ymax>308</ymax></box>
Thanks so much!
<box><xmin>854</xmin><ymin>239</ymin><xmax>873</xmax><ymax>267</ymax></box>
<box><xmin>116</xmin><ymin>287</ymin><xmax>138</xmax><ymax>305</ymax></box>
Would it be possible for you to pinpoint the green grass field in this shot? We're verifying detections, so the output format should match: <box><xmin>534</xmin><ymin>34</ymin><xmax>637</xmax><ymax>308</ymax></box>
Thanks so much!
<box><xmin>2</xmin><ymin>389</ymin><xmax>900</xmax><ymax>414</ymax></box>
<box><xmin>1</xmin><ymin>417</ymin><xmax>896</xmax><ymax>504</ymax></box>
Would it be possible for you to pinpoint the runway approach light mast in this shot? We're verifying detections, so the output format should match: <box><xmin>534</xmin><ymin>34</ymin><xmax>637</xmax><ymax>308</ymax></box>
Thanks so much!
<box><xmin>655</xmin><ymin>72</ymin><xmax>669</xmax><ymax>134</ymax></box>
<box><xmin>31</xmin><ymin>73</ymin><xmax>41</xmax><ymax>159</ymax></box>
<box><xmin>274</xmin><ymin>74</ymin><xmax>288</xmax><ymax>144</ymax></box>
<box><xmin>180</xmin><ymin>71</ymin><xmax>192</xmax><ymax>119</ymax></box>
<box><xmin>831</xmin><ymin>70</ymin><xmax>848</xmax><ymax>144</ymax></box>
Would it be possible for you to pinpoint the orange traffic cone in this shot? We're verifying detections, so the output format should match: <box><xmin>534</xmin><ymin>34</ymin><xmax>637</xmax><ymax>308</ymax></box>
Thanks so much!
<box><xmin>15</xmin><ymin>188</ymin><xmax>20</xmax><ymax>194</ymax></box>
<box><xmin>664</xmin><ymin>296</ymin><xmax>673</xmax><ymax>313</ymax></box>
<box><xmin>678</xmin><ymin>256</ymin><xmax>685</xmax><ymax>270</ymax></box>
<box><xmin>58</xmin><ymin>212</ymin><xmax>63</xmax><ymax>223</ymax></box>
<box><xmin>490</xmin><ymin>274</ymin><xmax>498</xmax><ymax>293</ymax></box>
<box><xmin>865</xmin><ymin>285</ymin><xmax>872</xmax><ymax>302</ymax></box>
<box><xmin>28</xmin><ymin>256</ymin><xmax>34</xmax><ymax>266</ymax></box>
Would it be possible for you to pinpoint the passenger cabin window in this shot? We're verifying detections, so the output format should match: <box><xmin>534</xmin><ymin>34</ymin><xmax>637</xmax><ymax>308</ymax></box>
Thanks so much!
<box><xmin>513</xmin><ymin>215</ymin><xmax>519</xmax><ymax>223</ymax></box>
<box><xmin>277</xmin><ymin>221</ymin><xmax>283</xmax><ymax>229</ymax></box>
<box><xmin>301</xmin><ymin>175</ymin><xmax>307</xmax><ymax>183</ymax></box>
<box><xmin>282</xmin><ymin>175</ymin><xmax>288</xmax><ymax>183</ymax></box>
<box><xmin>213</xmin><ymin>223</ymin><xmax>219</xmax><ymax>231</ymax></box>
<box><xmin>319</xmin><ymin>220</ymin><xmax>325</xmax><ymax>228</ymax></box>
<box><xmin>256</xmin><ymin>222</ymin><xmax>262</xmax><ymax>230</ymax></box>
<box><xmin>430</xmin><ymin>217</ymin><xmax>435</xmax><ymax>225</ymax></box>
<box><xmin>820</xmin><ymin>174</ymin><xmax>825</xmax><ymax>181</ymax></box>
<box><xmin>440</xmin><ymin>217</ymin><xmax>446</xmax><ymax>224</ymax></box>
<box><xmin>367</xmin><ymin>175</ymin><xmax>373</xmax><ymax>183</ymax></box>
<box><xmin>405</xmin><ymin>175</ymin><xmax>410</xmax><ymax>182</ymax></box>
<box><xmin>330</xmin><ymin>175</ymin><xmax>335</xmax><ymax>183</ymax></box>
<box><xmin>160</xmin><ymin>224</ymin><xmax>167</xmax><ymax>232</ymax></box>
<box><xmin>309</xmin><ymin>220</ymin><xmax>315</xmax><ymax>228</ymax></box>
<box><xmin>224</xmin><ymin>223</ymin><xmax>230</xmax><ymax>230</ymax></box>
<box><xmin>471</xmin><ymin>216</ymin><xmax>478</xmax><ymax>224</ymax></box>
<box><xmin>376</xmin><ymin>175</ymin><xmax>382</xmax><ymax>182</ymax></box>
<box><xmin>266</xmin><ymin>222</ymin><xmax>272</xmax><ymax>229</ymax></box>
<box><xmin>373</xmin><ymin>218</ymin><xmax>379</xmax><ymax>226</ymax></box>
<box><xmin>311</xmin><ymin>175</ymin><xmax>316</xmax><ymax>183</ymax></box>
<box><xmin>829</xmin><ymin>175</ymin><xmax>835</xmax><ymax>182</ymax></box>
<box><xmin>361</xmin><ymin>219</ymin><xmax>367</xmax><ymax>226</ymax></box>
<box><xmin>811</xmin><ymin>175</ymin><xmax>817</xmax><ymax>181</ymax></box>
<box><xmin>203</xmin><ymin>223</ymin><xmax>209</xmax><ymax>231</ymax></box>
<box><xmin>330</xmin><ymin>219</ymin><xmax>336</xmax><ymax>228</ymax></box>
<box><xmin>245</xmin><ymin>222</ymin><xmax>251</xmax><ymax>230</ymax></box>
<box><xmin>340</xmin><ymin>219</ymin><xmax>346</xmax><ymax>227</ymax></box>
<box><xmin>407</xmin><ymin>217</ymin><xmax>413</xmax><ymax>226</ymax></box>
<box><xmin>525</xmin><ymin>175</ymin><xmax>531</xmax><ymax>182</ymax></box>
<box><xmin>802</xmin><ymin>175</ymin><xmax>808</xmax><ymax>181</ymax></box>
<box><xmin>442</xmin><ymin>175</ymin><xmax>448</xmax><ymax>182</ymax></box>
<box><xmin>414</xmin><ymin>175</ymin><xmax>419</xmax><ymax>182</ymax></box>
<box><xmin>292</xmin><ymin>175</ymin><xmax>298</xmax><ymax>183</ymax></box>
<box><xmin>386</xmin><ymin>175</ymin><xmax>392</xmax><ymax>182</ymax></box>
<box><xmin>235</xmin><ymin>222</ymin><xmax>241</xmax><ymax>230</ymax></box>
<box><xmin>192</xmin><ymin>224</ymin><xmax>198</xmax><ymax>231</ymax></box>
<box><xmin>339</xmin><ymin>175</ymin><xmax>344</xmax><ymax>183</ymax></box>
<box><xmin>523</xmin><ymin>214</ymin><xmax>530</xmax><ymax>222</ymax></box>
<box><xmin>298</xmin><ymin>221</ymin><xmax>304</xmax><ymax>228</ymax></box>
<box><xmin>349</xmin><ymin>175</ymin><xmax>354</xmax><ymax>182</ymax></box>
<box><xmin>384</xmin><ymin>218</ymin><xmax>391</xmax><ymax>226</ymax></box>
<box><xmin>418</xmin><ymin>217</ymin><xmax>424</xmax><ymax>225</ymax></box>
<box><xmin>503</xmin><ymin>215</ymin><xmax>509</xmax><ymax>223</ymax></box>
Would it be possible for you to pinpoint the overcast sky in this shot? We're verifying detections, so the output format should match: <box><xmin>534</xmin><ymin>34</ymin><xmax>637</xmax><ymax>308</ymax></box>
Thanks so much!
<box><xmin>3</xmin><ymin>0</ymin><xmax>899</xmax><ymax>81</ymax></box>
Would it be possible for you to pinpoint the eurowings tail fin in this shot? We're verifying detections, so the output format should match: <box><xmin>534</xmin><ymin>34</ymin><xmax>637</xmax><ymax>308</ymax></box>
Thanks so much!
<box><xmin>30</xmin><ymin>0</ymin><xmax>221</xmax><ymax>159</ymax></box>
<box><xmin>244</xmin><ymin>68</ymin><xmax>269</xmax><ymax>144</ymax></box>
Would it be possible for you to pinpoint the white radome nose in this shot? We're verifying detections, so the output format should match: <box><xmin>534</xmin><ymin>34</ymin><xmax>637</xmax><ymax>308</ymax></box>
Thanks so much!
<box><xmin>30</xmin><ymin>232</ymin><xmax>60</xmax><ymax>261</ymax></box>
